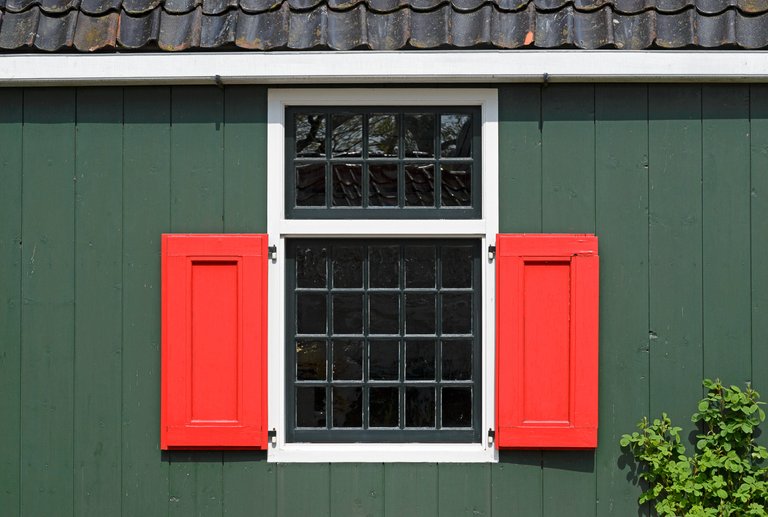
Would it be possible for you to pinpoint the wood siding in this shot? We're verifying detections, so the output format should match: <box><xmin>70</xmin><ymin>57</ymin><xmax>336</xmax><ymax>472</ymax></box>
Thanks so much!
<box><xmin>0</xmin><ymin>84</ymin><xmax>765</xmax><ymax>516</ymax></box>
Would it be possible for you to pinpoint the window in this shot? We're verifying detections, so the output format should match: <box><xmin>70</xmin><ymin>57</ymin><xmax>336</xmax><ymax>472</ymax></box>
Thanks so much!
<box><xmin>268</xmin><ymin>89</ymin><xmax>498</xmax><ymax>463</ymax></box>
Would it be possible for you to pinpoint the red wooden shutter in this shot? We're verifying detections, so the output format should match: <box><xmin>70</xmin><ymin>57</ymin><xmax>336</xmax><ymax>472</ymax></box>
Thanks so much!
<box><xmin>161</xmin><ymin>234</ymin><xmax>268</xmax><ymax>449</ymax></box>
<box><xmin>495</xmin><ymin>234</ymin><xmax>599</xmax><ymax>449</ymax></box>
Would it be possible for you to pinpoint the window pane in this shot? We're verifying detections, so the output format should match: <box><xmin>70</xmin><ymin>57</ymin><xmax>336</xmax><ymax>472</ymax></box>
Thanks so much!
<box><xmin>369</xmin><ymin>339</ymin><xmax>399</xmax><ymax>380</ymax></box>
<box><xmin>296</xmin><ymin>163</ymin><xmax>326</xmax><ymax>207</ymax></box>
<box><xmin>405</xmin><ymin>113</ymin><xmax>435</xmax><ymax>158</ymax></box>
<box><xmin>333</xmin><ymin>339</ymin><xmax>363</xmax><ymax>380</ymax></box>
<box><xmin>441</xmin><ymin>164</ymin><xmax>472</xmax><ymax>207</ymax></box>
<box><xmin>333</xmin><ymin>293</ymin><xmax>363</xmax><ymax>334</ymax></box>
<box><xmin>332</xmin><ymin>114</ymin><xmax>363</xmax><ymax>157</ymax></box>
<box><xmin>295</xmin><ymin>113</ymin><xmax>326</xmax><ymax>157</ymax></box>
<box><xmin>296</xmin><ymin>243</ymin><xmax>327</xmax><ymax>288</ymax></box>
<box><xmin>404</xmin><ymin>164</ymin><xmax>435</xmax><ymax>207</ymax></box>
<box><xmin>368</xmin><ymin>164</ymin><xmax>398</xmax><ymax>207</ymax></box>
<box><xmin>442</xmin><ymin>293</ymin><xmax>472</xmax><ymax>334</ymax></box>
<box><xmin>405</xmin><ymin>245</ymin><xmax>435</xmax><ymax>288</ymax></box>
<box><xmin>369</xmin><ymin>245</ymin><xmax>399</xmax><ymax>288</ymax></box>
<box><xmin>442</xmin><ymin>387</ymin><xmax>472</xmax><ymax>427</ymax></box>
<box><xmin>406</xmin><ymin>340</ymin><xmax>436</xmax><ymax>380</ymax></box>
<box><xmin>369</xmin><ymin>387</ymin><xmax>399</xmax><ymax>427</ymax></box>
<box><xmin>440</xmin><ymin>114</ymin><xmax>471</xmax><ymax>157</ymax></box>
<box><xmin>297</xmin><ymin>293</ymin><xmax>326</xmax><ymax>334</ymax></box>
<box><xmin>406</xmin><ymin>387</ymin><xmax>435</xmax><ymax>427</ymax></box>
<box><xmin>369</xmin><ymin>293</ymin><xmax>399</xmax><ymax>334</ymax></box>
<box><xmin>297</xmin><ymin>340</ymin><xmax>326</xmax><ymax>381</ymax></box>
<box><xmin>333</xmin><ymin>245</ymin><xmax>363</xmax><ymax>288</ymax></box>
<box><xmin>332</xmin><ymin>164</ymin><xmax>363</xmax><ymax>207</ymax></box>
<box><xmin>297</xmin><ymin>387</ymin><xmax>326</xmax><ymax>427</ymax></box>
<box><xmin>333</xmin><ymin>387</ymin><xmax>362</xmax><ymax>427</ymax></box>
<box><xmin>442</xmin><ymin>340</ymin><xmax>472</xmax><ymax>380</ymax></box>
<box><xmin>369</xmin><ymin>114</ymin><xmax>398</xmax><ymax>158</ymax></box>
<box><xmin>405</xmin><ymin>293</ymin><xmax>435</xmax><ymax>334</ymax></box>
<box><xmin>441</xmin><ymin>246</ymin><xmax>472</xmax><ymax>288</ymax></box>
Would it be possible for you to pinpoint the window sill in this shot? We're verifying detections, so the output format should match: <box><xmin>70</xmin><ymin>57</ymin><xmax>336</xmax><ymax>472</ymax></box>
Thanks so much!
<box><xmin>267</xmin><ymin>442</ymin><xmax>498</xmax><ymax>463</ymax></box>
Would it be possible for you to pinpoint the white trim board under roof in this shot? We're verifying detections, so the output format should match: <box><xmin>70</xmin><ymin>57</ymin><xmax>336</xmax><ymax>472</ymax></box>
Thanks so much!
<box><xmin>3</xmin><ymin>50</ymin><xmax>768</xmax><ymax>86</ymax></box>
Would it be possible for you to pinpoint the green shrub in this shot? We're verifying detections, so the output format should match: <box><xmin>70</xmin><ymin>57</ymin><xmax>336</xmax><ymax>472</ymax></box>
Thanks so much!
<box><xmin>620</xmin><ymin>379</ymin><xmax>768</xmax><ymax>516</ymax></box>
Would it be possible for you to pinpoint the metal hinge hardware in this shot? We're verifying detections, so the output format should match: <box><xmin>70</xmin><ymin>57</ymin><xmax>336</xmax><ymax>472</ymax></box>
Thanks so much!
<box><xmin>488</xmin><ymin>245</ymin><xmax>496</xmax><ymax>261</ymax></box>
<box><xmin>268</xmin><ymin>245</ymin><xmax>277</xmax><ymax>262</ymax></box>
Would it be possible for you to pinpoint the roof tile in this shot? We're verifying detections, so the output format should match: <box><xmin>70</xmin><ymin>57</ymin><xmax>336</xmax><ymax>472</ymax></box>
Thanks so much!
<box><xmin>73</xmin><ymin>10</ymin><xmax>117</xmax><ymax>48</ymax></box>
<box><xmin>0</xmin><ymin>7</ymin><xmax>39</xmax><ymax>48</ymax></box>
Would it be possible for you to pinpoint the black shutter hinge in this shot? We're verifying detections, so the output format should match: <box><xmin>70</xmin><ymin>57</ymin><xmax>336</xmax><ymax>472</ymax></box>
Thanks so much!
<box><xmin>488</xmin><ymin>428</ymin><xmax>495</xmax><ymax>445</ymax></box>
<box><xmin>268</xmin><ymin>245</ymin><xmax>277</xmax><ymax>262</ymax></box>
<box><xmin>488</xmin><ymin>245</ymin><xmax>496</xmax><ymax>261</ymax></box>
<box><xmin>268</xmin><ymin>428</ymin><xmax>277</xmax><ymax>446</ymax></box>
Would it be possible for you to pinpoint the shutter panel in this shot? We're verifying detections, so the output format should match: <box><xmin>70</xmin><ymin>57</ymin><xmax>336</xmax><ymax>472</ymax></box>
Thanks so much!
<box><xmin>495</xmin><ymin>234</ymin><xmax>599</xmax><ymax>449</ymax></box>
<box><xmin>161</xmin><ymin>234</ymin><xmax>268</xmax><ymax>449</ymax></box>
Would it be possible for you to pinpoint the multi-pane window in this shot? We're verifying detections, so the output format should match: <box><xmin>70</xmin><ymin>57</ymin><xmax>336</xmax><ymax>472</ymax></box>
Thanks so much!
<box><xmin>286</xmin><ymin>239</ymin><xmax>482</xmax><ymax>442</ymax></box>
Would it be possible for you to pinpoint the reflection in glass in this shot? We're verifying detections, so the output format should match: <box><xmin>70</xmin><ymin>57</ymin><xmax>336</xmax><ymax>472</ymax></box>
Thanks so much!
<box><xmin>440</xmin><ymin>114</ymin><xmax>471</xmax><ymax>157</ymax></box>
<box><xmin>369</xmin><ymin>114</ymin><xmax>398</xmax><ymax>157</ymax></box>
<box><xmin>404</xmin><ymin>164</ymin><xmax>435</xmax><ymax>207</ymax></box>
<box><xmin>296</xmin><ymin>340</ymin><xmax>326</xmax><ymax>380</ymax></box>
<box><xmin>369</xmin><ymin>164</ymin><xmax>398</xmax><ymax>207</ymax></box>
<box><xmin>442</xmin><ymin>340</ymin><xmax>472</xmax><ymax>380</ymax></box>
<box><xmin>333</xmin><ymin>387</ymin><xmax>362</xmax><ymax>427</ymax></box>
<box><xmin>405</xmin><ymin>114</ymin><xmax>435</xmax><ymax>158</ymax></box>
<box><xmin>406</xmin><ymin>387</ymin><xmax>435</xmax><ymax>427</ymax></box>
<box><xmin>296</xmin><ymin>244</ymin><xmax>327</xmax><ymax>288</ymax></box>
<box><xmin>369</xmin><ymin>245</ymin><xmax>399</xmax><ymax>288</ymax></box>
<box><xmin>296</xmin><ymin>163</ymin><xmax>325</xmax><ymax>206</ymax></box>
<box><xmin>442</xmin><ymin>387</ymin><xmax>471</xmax><ymax>427</ymax></box>
<box><xmin>369</xmin><ymin>340</ymin><xmax>399</xmax><ymax>380</ymax></box>
<box><xmin>333</xmin><ymin>293</ymin><xmax>363</xmax><ymax>334</ymax></box>
<box><xmin>332</xmin><ymin>114</ymin><xmax>363</xmax><ymax>157</ymax></box>
<box><xmin>332</xmin><ymin>339</ymin><xmax>363</xmax><ymax>380</ymax></box>
<box><xmin>332</xmin><ymin>164</ymin><xmax>362</xmax><ymax>207</ymax></box>
<box><xmin>297</xmin><ymin>293</ymin><xmax>326</xmax><ymax>334</ymax></box>
<box><xmin>332</xmin><ymin>245</ymin><xmax>363</xmax><ymax>288</ymax></box>
<box><xmin>441</xmin><ymin>164</ymin><xmax>471</xmax><ymax>207</ymax></box>
<box><xmin>369</xmin><ymin>387</ymin><xmax>399</xmax><ymax>427</ymax></box>
<box><xmin>405</xmin><ymin>246</ymin><xmax>435</xmax><ymax>288</ymax></box>
<box><xmin>406</xmin><ymin>340</ymin><xmax>436</xmax><ymax>380</ymax></box>
<box><xmin>369</xmin><ymin>293</ymin><xmax>399</xmax><ymax>334</ymax></box>
<box><xmin>442</xmin><ymin>293</ymin><xmax>472</xmax><ymax>334</ymax></box>
<box><xmin>405</xmin><ymin>293</ymin><xmax>435</xmax><ymax>334</ymax></box>
<box><xmin>296</xmin><ymin>387</ymin><xmax>326</xmax><ymax>427</ymax></box>
<box><xmin>441</xmin><ymin>246</ymin><xmax>472</xmax><ymax>288</ymax></box>
<box><xmin>295</xmin><ymin>113</ymin><xmax>326</xmax><ymax>157</ymax></box>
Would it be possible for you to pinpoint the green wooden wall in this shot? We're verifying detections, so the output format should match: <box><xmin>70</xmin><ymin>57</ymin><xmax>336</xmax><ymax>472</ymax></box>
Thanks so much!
<box><xmin>0</xmin><ymin>84</ymin><xmax>766</xmax><ymax>516</ymax></box>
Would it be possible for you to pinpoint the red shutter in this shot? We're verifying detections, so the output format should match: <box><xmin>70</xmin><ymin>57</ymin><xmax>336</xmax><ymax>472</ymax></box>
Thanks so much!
<box><xmin>161</xmin><ymin>234</ymin><xmax>268</xmax><ymax>450</ymax></box>
<box><xmin>495</xmin><ymin>234</ymin><xmax>599</xmax><ymax>449</ymax></box>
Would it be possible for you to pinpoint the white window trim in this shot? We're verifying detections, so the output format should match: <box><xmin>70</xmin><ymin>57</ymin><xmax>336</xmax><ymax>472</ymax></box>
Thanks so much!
<box><xmin>267</xmin><ymin>88</ymin><xmax>499</xmax><ymax>463</ymax></box>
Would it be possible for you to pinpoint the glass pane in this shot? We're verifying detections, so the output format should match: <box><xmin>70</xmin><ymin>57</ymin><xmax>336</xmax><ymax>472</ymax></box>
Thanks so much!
<box><xmin>441</xmin><ymin>164</ymin><xmax>472</xmax><ymax>207</ymax></box>
<box><xmin>295</xmin><ymin>113</ymin><xmax>326</xmax><ymax>157</ymax></box>
<box><xmin>332</xmin><ymin>114</ymin><xmax>363</xmax><ymax>157</ymax></box>
<box><xmin>442</xmin><ymin>340</ymin><xmax>472</xmax><ymax>380</ymax></box>
<box><xmin>333</xmin><ymin>245</ymin><xmax>363</xmax><ymax>288</ymax></box>
<box><xmin>368</xmin><ymin>164</ymin><xmax>398</xmax><ymax>207</ymax></box>
<box><xmin>442</xmin><ymin>387</ymin><xmax>472</xmax><ymax>427</ymax></box>
<box><xmin>442</xmin><ymin>293</ymin><xmax>471</xmax><ymax>334</ymax></box>
<box><xmin>369</xmin><ymin>245</ymin><xmax>399</xmax><ymax>288</ymax></box>
<box><xmin>333</xmin><ymin>387</ymin><xmax>362</xmax><ymax>427</ymax></box>
<box><xmin>369</xmin><ymin>293</ymin><xmax>399</xmax><ymax>335</ymax></box>
<box><xmin>296</xmin><ymin>340</ymin><xmax>326</xmax><ymax>381</ymax></box>
<box><xmin>369</xmin><ymin>114</ymin><xmax>398</xmax><ymax>158</ymax></box>
<box><xmin>406</xmin><ymin>340</ymin><xmax>435</xmax><ymax>380</ymax></box>
<box><xmin>405</xmin><ymin>294</ymin><xmax>435</xmax><ymax>334</ymax></box>
<box><xmin>297</xmin><ymin>293</ymin><xmax>326</xmax><ymax>334</ymax></box>
<box><xmin>332</xmin><ymin>339</ymin><xmax>363</xmax><ymax>380</ymax></box>
<box><xmin>296</xmin><ymin>243</ymin><xmax>327</xmax><ymax>288</ymax></box>
<box><xmin>440</xmin><ymin>114</ymin><xmax>471</xmax><ymax>157</ymax></box>
<box><xmin>405</xmin><ymin>245</ymin><xmax>435</xmax><ymax>288</ymax></box>
<box><xmin>369</xmin><ymin>339</ymin><xmax>399</xmax><ymax>380</ymax></box>
<box><xmin>333</xmin><ymin>293</ymin><xmax>363</xmax><ymax>334</ymax></box>
<box><xmin>332</xmin><ymin>164</ymin><xmax>363</xmax><ymax>207</ymax></box>
<box><xmin>406</xmin><ymin>387</ymin><xmax>435</xmax><ymax>427</ymax></box>
<box><xmin>441</xmin><ymin>246</ymin><xmax>472</xmax><ymax>288</ymax></box>
<box><xmin>296</xmin><ymin>387</ymin><xmax>326</xmax><ymax>427</ymax></box>
<box><xmin>404</xmin><ymin>164</ymin><xmax>435</xmax><ymax>207</ymax></box>
<box><xmin>405</xmin><ymin>113</ymin><xmax>435</xmax><ymax>158</ymax></box>
<box><xmin>369</xmin><ymin>387</ymin><xmax>399</xmax><ymax>427</ymax></box>
<box><xmin>296</xmin><ymin>163</ymin><xmax>326</xmax><ymax>207</ymax></box>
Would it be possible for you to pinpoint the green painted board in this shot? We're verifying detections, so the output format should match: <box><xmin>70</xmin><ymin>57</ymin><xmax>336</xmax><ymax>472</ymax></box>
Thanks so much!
<box><xmin>277</xmin><ymin>463</ymin><xmax>330</xmax><ymax>517</ymax></box>
<box><xmin>222</xmin><ymin>452</ymin><xmax>276</xmax><ymax>517</ymax></box>
<box><xmin>0</xmin><ymin>88</ymin><xmax>22</xmax><ymax>515</ymax></box>
<box><xmin>168</xmin><ymin>451</ymin><xmax>224</xmax><ymax>516</ymax></box>
<box><xmin>121</xmin><ymin>86</ymin><xmax>172</xmax><ymax>517</ymax></box>
<box><xmin>437</xmin><ymin>463</ymin><xmax>490</xmax><ymax>517</ymax></box>
<box><xmin>701</xmin><ymin>85</ymin><xmax>752</xmax><ymax>386</ymax></box>
<box><xmin>383</xmin><ymin>464</ymin><xmax>438</xmax><ymax>517</ymax></box>
<box><xmin>73</xmin><ymin>87</ymin><xmax>124</xmax><ymax>516</ymax></box>
<box><xmin>750</xmin><ymin>85</ymin><xmax>768</xmax><ymax>446</ymax></box>
<box><xmin>648</xmin><ymin>85</ymin><xmax>703</xmax><ymax>446</ymax></box>
<box><xmin>542</xmin><ymin>452</ymin><xmax>596</xmax><ymax>517</ymax></box>
<box><xmin>594</xmin><ymin>84</ymin><xmax>650</xmax><ymax>516</ymax></box>
<box><xmin>20</xmin><ymin>88</ymin><xmax>76</xmax><ymax>517</ymax></box>
<box><xmin>330</xmin><ymin>463</ymin><xmax>384</xmax><ymax>517</ymax></box>
<box><xmin>491</xmin><ymin>452</ymin><xmax>543</xmax><ymax>516</ymax></box>
<box><xmin>498</xmin><ymin>85</ymin><xmax>542</xmax><ymax>232</ymax></box>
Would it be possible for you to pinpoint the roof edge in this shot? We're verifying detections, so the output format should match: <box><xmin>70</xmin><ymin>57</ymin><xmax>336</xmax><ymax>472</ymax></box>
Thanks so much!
<box><xmin>2</xmin><ymin>50</ymin><xmax>768</xmax><ymax>85</ymax></box>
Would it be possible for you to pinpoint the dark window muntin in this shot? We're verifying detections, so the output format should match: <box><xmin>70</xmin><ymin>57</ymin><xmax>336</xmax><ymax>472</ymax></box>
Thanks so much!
<box><xmin>286</xmin><ymin>106</ymin><xmax>482</xmax><ymax>219</ymax></box>
<box><xmin>285</xmin><ymin>239</ymin><xmax>483</xmax><ymax>443</ymax></box>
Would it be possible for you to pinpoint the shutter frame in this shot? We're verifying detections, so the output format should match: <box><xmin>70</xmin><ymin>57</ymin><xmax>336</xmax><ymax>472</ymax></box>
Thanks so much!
<box><xmin>161</xmin><ymin>234</ymin><xmax>268</xmax><ymax>450</ymax></box>
<box><xmin>495</xmin><ymin>234</ymin><xmax>599</xmax><ymax>449</ymax></box>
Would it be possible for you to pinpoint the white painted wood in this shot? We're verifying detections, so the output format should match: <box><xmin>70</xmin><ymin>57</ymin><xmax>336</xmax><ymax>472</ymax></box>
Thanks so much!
<box><xmin>3</xmin><ymin>51</ymin><xmax>768</xmax><ymax>86</ymax></box>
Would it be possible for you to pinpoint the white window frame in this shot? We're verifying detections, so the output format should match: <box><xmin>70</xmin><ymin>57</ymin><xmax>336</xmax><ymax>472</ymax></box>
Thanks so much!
<box><xmin>267</xmin><ymin>88</ymin><xmax>499</xmax><ymax>463</ymax></box>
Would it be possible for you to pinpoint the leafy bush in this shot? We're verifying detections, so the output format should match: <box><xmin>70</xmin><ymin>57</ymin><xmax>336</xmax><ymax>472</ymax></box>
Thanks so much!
<box><xmin>620</xmin><ymin>379</ymin><xmax>768</xmax><ymax>516</ymax></box>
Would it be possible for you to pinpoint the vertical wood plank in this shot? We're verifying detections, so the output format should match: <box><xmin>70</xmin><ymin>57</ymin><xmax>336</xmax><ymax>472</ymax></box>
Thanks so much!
<box><xmin>594</xmin><ymin>84</ymin><xmax>650</xmax><ymax>516</ymax></box>
<box><xmin>122</xmin><ymin>86</ymin><xmax>172</xmax><ymax>517</ymax></box>
<box><xmin>73</xmin><ymin>87</ymin><xmax>124</xmax><ymax>517</ymax></box>
<box><xmin>222</xmin><ymin>453</ymin><xmax>276</xmax><ymax>517</ymax></box>
<box><xmin>540</xmin><ymin>84</ymin><xmax>597</xmax><ymax>517</ymax></box>
<box><xmin>438</xmin><ymin>463</ymin><xmax>490</xmax><ymax>517</ymax></box>
<box><xmin>498</xmin><ymin>85</ymin><xmax>542</xmax><ymax>232</ymax></box>
<box><xmin>384</xmin><ymin>464</ymin><xmax>438</xmax><ymax>517</ymax></box>
<box><xmin>20</xmin><ymin>88</ymin><xmax>76</xmax><ymax>517</ymax></box>
<box><xmin>648</xmin><ymin>85</ymin><xmax>703</xmax><ymax>446</ymax></box>
<box><xmin>330</xmin><ymin>464</ymin><xmax>384</xmax><ymax>517</ymax></box>
<box><xmin>169</xmin><ymin>86</ymin><xmax>226</xmax><ymax>517</ymax></box>
<box><xmin>491</xmin><ymin>452</ymin><xmax>543</xmax><ymax>516</ymax></box>
<box><xmin>0</xmin><ymin>88</ymin><xmax>23</xmax><ymax>515</ymax></box>
<box><xmin>277</xmin><ymin>463</ymin><xmax>330</xmax><ymax>517</ymax></box>
<box><xmin>749</xmin><ymin>85</ymin><xmax>768</xmax><ymax>442</ymax></box>
<box><xmin>701</xmin><ymin>85</ymin><xmax>752</xmax><ymax>385</ymax></box>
